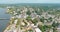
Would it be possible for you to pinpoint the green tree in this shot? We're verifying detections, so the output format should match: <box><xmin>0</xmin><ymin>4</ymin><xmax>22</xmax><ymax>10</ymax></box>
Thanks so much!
<box><xmin>32</xmin><ymin>18</ymin><xmax>38</xmax><ymax>25</ymax></box>
<box><xmin>40</xmin><ymin>17</ymin><xmax>44</xmax><ymax>23</ymax></box>
<box><xmin>26</xmin><ymin>11</ymin><xmax>31</xmax><ymax>15</ymax></box>
<box><xmin>52</xmin><ymin>22</ymin><xmax>59</xmax><ymax>32</ymax></box>
<box><xmin>26</xmin><ymin>16</ymin><xmax>32</xmax><ymax>21</ymax></box>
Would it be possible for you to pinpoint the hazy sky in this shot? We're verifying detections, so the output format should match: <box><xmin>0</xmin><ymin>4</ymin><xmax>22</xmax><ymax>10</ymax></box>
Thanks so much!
<box><xmin>0</xmin><ymin>0</ymin><xmax>60</xmax><ymax>4</ymax></box>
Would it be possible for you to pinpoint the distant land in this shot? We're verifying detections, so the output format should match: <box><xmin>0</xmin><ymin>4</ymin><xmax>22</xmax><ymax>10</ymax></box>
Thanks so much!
<box><xmin>0</xmin><ymin>3</ymin><xmax>60</xmax><ymax>8</ymax></box>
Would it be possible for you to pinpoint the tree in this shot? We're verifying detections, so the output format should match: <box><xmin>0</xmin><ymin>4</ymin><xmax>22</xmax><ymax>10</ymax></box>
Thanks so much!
<box><xmin>52</xmin><ymin>21</ymin><xmax>59</xmax><ymax>32</ymax></box>
<box><xmin>32</xmin><ymin>18</ymin><xmax>38</xmax><ymax>25</ymax></box>
<box><xmin>26</xmin><ymin>10</ymin><xmax>31</xmax><ymax>15</ymax></box>
<box><xmin>26</xmin><ymin>16</ymin><xmax>32</xmax><ymax>21</ymax></box>
<box><xmin>40</xmin><ymin>17</ymin><xmax>45</xmax><ymax>23</ymax></box>
<box><xmin>48</xmin><ymin>17</ymin><xmax>52</xmax><ymax>22</ymax></box>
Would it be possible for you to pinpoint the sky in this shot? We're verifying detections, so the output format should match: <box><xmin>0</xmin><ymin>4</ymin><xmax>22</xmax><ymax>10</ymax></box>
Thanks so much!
<box><xmin>0</xmin><ymin>0</ymin><xmax>60</xmax><ymax>4</ymax></box>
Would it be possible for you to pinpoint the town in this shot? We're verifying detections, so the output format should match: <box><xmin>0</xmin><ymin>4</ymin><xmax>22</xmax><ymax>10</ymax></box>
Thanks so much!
<box><xmin>4</xmin><ymin>6</ymin><xmax>60</xmax><ymax>32</ymax></box>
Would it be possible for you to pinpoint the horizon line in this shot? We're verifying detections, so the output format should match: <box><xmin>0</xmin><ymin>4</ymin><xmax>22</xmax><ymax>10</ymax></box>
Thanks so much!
<box><xmin>0</xmin><ymin>3</ymin><xmax>60</xmax><ymax>4</ymax></box>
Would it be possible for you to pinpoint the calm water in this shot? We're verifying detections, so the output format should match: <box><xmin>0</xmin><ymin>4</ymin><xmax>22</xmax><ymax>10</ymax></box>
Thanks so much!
<box><xmin>0</xmin><ymin>8</ymin><xmax>10</xmax><ymax>32</ymax></box>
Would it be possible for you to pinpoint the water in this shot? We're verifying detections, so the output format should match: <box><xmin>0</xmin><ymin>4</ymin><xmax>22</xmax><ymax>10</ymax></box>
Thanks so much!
<box><xmin>0</xmin><ymin>8</ymin><xmax>10</xmax><ymax>32</ymax></box>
